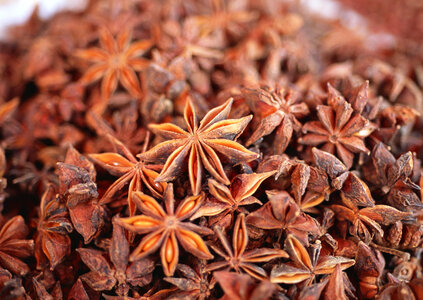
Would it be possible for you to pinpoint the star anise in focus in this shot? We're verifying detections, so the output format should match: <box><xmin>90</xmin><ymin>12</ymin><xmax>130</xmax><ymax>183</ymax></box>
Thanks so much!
<box><xmin>207</xmin><ymin>213</ymin><xmax>288</xmax><ymax>280</ymax></box>
<box><xmin>190</xmin><ymin>171</ymin><xmax>275</xmax><ymax>228</ymax></box>
<box><xmin>354</xmin><ymin>242</ymin><xmax>385</xmax><ymax>299</ymax></box>
<box><xmin>377</xmin><ymin>276</ymin><xmax>423</xmax><ymax>300</ymax></box>
<box><xmin>116</xmin><ymin>184</ymin><xmax>213</xmax><ymax>276</ymax></box>
<box><xmin>377</xmin><ymin>252</ymin><xmax>423</xmax><ymax>299</ymax></box>
<box><xmin>244</xmin><ymin>86</ymin><xmax>309</xmax><ymax>154</ymax></box>
<box><xmin>246</xmin><ymin>190</ymin><xmax>320</xmax><ymax>246</ymax></box>
<box><xmin>289</xmin><ymin>163</ymin><xmax>330</xmax><ymax>213</ymax></box>
<box><xmin>164</xmin><ymin>261</ymin><xmax>216</xmax><ymax>300</ymax></box>
<box><xmin>214</xmin><ymin>271</ymin><xmax>276</xmax><ymax>300</ymax></box>
<box><xmin>322</xmin><ymin>264</ymin><xmax>356</xmax><ymax>300</ymax></box>
<box><xmin>330</xmin><ymin>188</ymin><xmax>413</xmax><ymax>244</ymax></box>
<box><xmin>380</xmin><ymin>220</ymin><xmax>423</xmax><ymax>250</ymax></box>
<box><xmin>34</xmin><ymin>185</ymin><xmax>72</xmax><ymax>270</ymax></box>
<box><xmin>139</xmin><ymin>98</ymin><xmax>258</xmax><ymax>195</ymax></box>
<box><xmin>361</xmin><ymin>142</ymin><xmax>422</xmax><ymax>212</ymax></box>
<box><xmin>270</xmin><ymin>235</ymin><xmax>355</xmax><ymax>285</ymax></box>
<box><xmin>0</xmin><ymin>216</ymin><xmax>34</xmax><ymax>276</ymax></box>
<box><xmin>89</xmin><ymin>134</ymin><xmax>166</xmax><ymax>216</ymax></box>
<box><xmin>76</xmin><ymin>27</ymin><xmax>152</xmax><ymax>104</ymax></box>
<box><xmin>68</xmin><ymin>278</ymin><xmax>99</xmax><ymax>300</ymax></box>
<box><xmin>32</xmin><ymin>277</ymin><xmax>62</xmax><ymax>300</ymax></box>
<box><xmin>300</xmin><ymin>84</ymin><xmax>374</xmax><ymax>168</ymax></box>
<box><xmin>57</xmin><ymin>146</ymin><xmax>103</xmax><ymax>244</ymax></box>
<box><xmin>77</xmin><ymin>221</ymin><xmax>154</xmax><ymax>296</ymax></box>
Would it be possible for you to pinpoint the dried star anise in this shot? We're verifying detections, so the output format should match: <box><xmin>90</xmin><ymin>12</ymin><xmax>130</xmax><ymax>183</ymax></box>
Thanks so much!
<box><xmin>57</xmin><ymin>146</ymin><xmax>103</xmax><ymax>243</ymax></box>
<box><xmin>354</xmin><ymin>242</ymin><xmax>385</xmax><ymax>299</ymax></box>
<box><xmin>89</xmin><ymin>134</ymin><xmax>166</xmax><ymax>215</ymax></box>
<box><xmin>207</xmin><ymin>213</ymin><xmax>288</xmax><ymax>280</ymax></box>
<box><xmin>76</xmin><ymin>27</ymin><xmax>152</xmax><ymax>105</ymax></box>
<box><xmin>246</xmin><ymin>190</ymin><xmax>320</xmax><ymax>245</ymax></box>
<box><xmin>244</xmin><ymin>85</ymin><xmax>309</xmax><ymax>154</ymax></box>
<box><xmin>289</xmin><ymin>162</ymin><xmax>330</xmax><ymax>213</ymax></box>
<box><xmin>214</xmin><ymin>271</ymin><xmax>276</xmax><ymax>300</ymax></box>
<box><xmin>139</xmin><ymin>98</ymin><xmax>258</xmax><ymax>195</ymax></box>
<box><xmin>164</xmin><ymin>260</ymin><xmax>216</xmax><ymax>300</ymax></box>
<box><xmin>77</xmin><ymin>221</ymin><xmax>154</xmax><ymax>296</ymax></box>
<box><xmin>34</xmin><ymin>185</ymin><xmax>72</xmax><ymax>270</ymax></box>
<box><xmin>0</xmin><ymin>216</ymin><xmax>33</xmax><ymax>276</ymax></box>
<box><xmin>270</xmin><ymin>235</ymin><xmax>355</xmax><ymax>285</ymax></box>
<box><xmin>300</xmin><ymin>84</ymin><xmax>374</xmax><ymax>168</ymax></box>
<box><xmin>362</xmin><ymin>142</ymin><xmax>422</xmax><ymax>212</ymax></box>
<box><xmin>190</xmin><ymin>171</ymin><xmax>275</xmax><ymax>228</ymax></box>
<box><xmin>116</xmin><ymin>184</ymin><xmax>213</xmax><ymax>276</ymax></box>
<box><xmin>1</xmin><ymin>0</ymin><xmax>423</xmax><ymax>298</ymax></box>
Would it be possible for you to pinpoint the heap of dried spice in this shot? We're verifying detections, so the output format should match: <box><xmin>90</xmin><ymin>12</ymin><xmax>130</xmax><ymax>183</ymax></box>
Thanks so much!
<box><xmin>0</xmin><ymin>0</ymin><xmax>422</xmax><ymax>299</ymax></box>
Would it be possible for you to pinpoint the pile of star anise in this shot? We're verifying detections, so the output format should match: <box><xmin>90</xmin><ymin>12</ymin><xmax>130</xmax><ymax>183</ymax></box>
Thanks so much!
<box><xmin>0</xmin><ymin>0</ymin><xmax>422</xmax><ymax>299</ymax></box>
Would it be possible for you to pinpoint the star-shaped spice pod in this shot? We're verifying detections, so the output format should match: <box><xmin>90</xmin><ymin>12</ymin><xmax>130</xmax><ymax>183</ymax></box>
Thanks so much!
<box><xmin>207</xmin><ymin>213</ymin><xmax>288</xmax><ymax>280</ymax></box>
<box><xmin>0</xmin><ymin>216</ymin><xmax>34</xmax><ymax>276</ymax></box>
<box><xmin>299</xmin><ymin>84</ymin><xmax>375</xmax><ymax>168</ymax></box>
<box><xmin>246</xmin><ymin>190</ymin><xmax>320</xmax><ymax>246</ymax></box>
<box><xmin>190</xmin><ymin>171</ymin><xmax>275</xmax><ymax>228</ymax></box>
<box><xmin>164</xmin><ymin>261</ymin><xmax>216</xmax><ymax>300</ymax></box>
<box><xmin>76</xmin><ymin>27</ymin><xmax>152</xmax><ymax>102</ymax></box>
<box><xmin>35</xmin><ymin>185</ymin><xmax>72</xmax><ymax>270</ymax></box>
<box><xmin>77</xmin><ymin>221</ymin><xmax>154</xmax><ymax>296</ymax></box>
<box><xmin>362</xmin><ymin>142</ymin><xmax>422</xmax><ymax>212</ymax></box>
<box><xmin>116</xmin><ymin>184</ymin><xmax>213</xmax><ymax>276</ymax></box>
<box><xmin>244</xmin><ymin>86</ymin><xmax>309</xmax><ymax>154</ymax></box>
<box><xmin>312</xmin><ymin>148</ymin><xmax>414</xmax><ymax>244</ymax></box>
<box><xmin>139</xmin><ymin>98</ymin><xmax>259</xmax><ymax>195</ymax></box>
<box><xmin>89</xmin><ymin>134</ymin><xmax>166</xmax><ymax>216</ymax></box>
<box><xmin>270</xmin><ymin>235</ymin><xmax>355</xmax><ymax>285</ymax></box>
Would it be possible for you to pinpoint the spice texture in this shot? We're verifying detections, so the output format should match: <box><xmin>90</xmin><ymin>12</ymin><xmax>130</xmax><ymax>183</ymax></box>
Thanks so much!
<box><xmin>0</xmin><ymin>0</ymin><xmax>422</xmax><ymax>299</ymax></box>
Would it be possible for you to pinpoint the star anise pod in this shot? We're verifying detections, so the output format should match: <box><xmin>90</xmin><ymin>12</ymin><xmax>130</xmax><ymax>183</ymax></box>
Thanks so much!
<box><xmin>354</xmin><ymin>241</ymin><xmax>385</xmax><ymax>299</ymax></box>
<box><xmin>330</xmin><ymin>170</ymin><xmax>413</xmax><ymax>244</ymax></box>
<box><xmin>330</xmin><ymin>202</ymin><xmax>412</xmax><ymax>244</ymax></box>
<box><xmin>193</xmin><ymin>0</ymin><xmax>258</xmax><ymax>46</ymax></box>
<box><xmin>190</xmin><ymin>171</ymin><xmax>275</xmax><ymax>228</ymax></box>
<box><xmin>57</xmin><ymin>146</ymin><xmax>103</xmax><ymax>243</ymax></box>
<box><xmin>312</xmin><ymin>147</ymin><xmax>415</xmax><ymax>248</ymax></box>
<box><xmin>116</xmin><ymin>183</ymin><xmax>213</xmax><ymax>276</ymax></box>
<box><xmin>246</xmin><ymin>190</ymin><xmax>320</xmax><ymax>246</ymax></box>
<box><xmin>89</xmin><ymin>134</ymin><xmax>166</xmax><ymax>216</ymax></box>
<box><xmin>68</xmin><ymin>278</ymin><xmax>99</xmax><ymax>300</ymax></box>
<box><xmin>0</xmin><ymin>216</ymin><xmax>33</xmax><ymax>276</ymax></box>
<box><xmin>244</xmin><ymin>86</ymin><xmax>309</xmax><ymax>154</ymax></box>
<box><xmin>299</xmin><ymin>84</ymin><xmax>374</xmax><ymax>168</ymax></box>
<box><xmin>77</xmin><ymin>221</ymin><xmax>154</xmax><ymax>296</ymax></box>
<box><xmin>290</xmin><ymin>162</ymin><xmax>330</xmax><ymax>213</ymax></box>
<box><xmin>214</xmin><ymin>271</ymin><xmax>276</xmax><ymax>300</ymax></box>
<box><xmin>207</xmin><ymin>213</ymin><xmax>288</xmax><ymax>280</ymax></box>
<box><xmin>381</xmin><ymin>221</ymin><xmax>423</xmax><ymax>250</ymax></box>
<box><xmin>377</xmin><ymin>252</ymin><xmax>423</xmax><ymax>299</ymax></box>
<box><xmin>361</xmin><ymin>142</ymin><xmax>422</xmax><ymax>212</ymax></box>
<box><xmin>87</xmin><ymin>102</ymin><xmax>147</xmax><ymax>154</ymax></box>
<box><xmin>322</xmin><ymin>264</ymin><xmax>356</xmax><ymax>300</ymax></box>
<box><xmin>377</xmin><ymin>276</ymin><xmax>423</xmax><ymax>300</ymax></box>
<box><xmin>270</xmin><ymin>235</ymin><xmax>355</xmax><ymax>285</ymax></box>
<box><xmin>139</xmin><ymin>98</ymin><xmax>258</xmax><ymax>195</ymax></box>
<box><xmin>164</xmin><ymin>261</ymin><xmax>216</xmax><ymax>300</ymax></box>
<box><xmin>76</xmin><ymin>27</ymin><xmax>152</xmax><ymax>104</ymax></box>
<box><xmin>34</xmin><ymin>185</ymin><xmax>72</xmax><ymax>270</ymax></box>
<box><xmin>32</xmin><ymin>278</ymin><xmax>62</xmax><ymax>300</ymax></box>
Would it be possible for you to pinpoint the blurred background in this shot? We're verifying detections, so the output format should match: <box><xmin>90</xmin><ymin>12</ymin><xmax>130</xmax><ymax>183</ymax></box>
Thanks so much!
<box><xmin>0</xmin><ymin>0</ymin><xmax>87</xmax><ymax>38</ymax></box>
<box><xmin>1</xmin><ymin>0</ymin><xmax>422</xmax><ymax>49</ymax></box>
